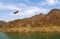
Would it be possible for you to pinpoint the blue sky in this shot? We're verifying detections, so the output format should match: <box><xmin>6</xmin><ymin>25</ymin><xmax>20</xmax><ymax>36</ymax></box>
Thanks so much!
<box><xmin>0</xmin><ymin>0</ymin><xmax>60</xmax><ymax>21</ymax></box>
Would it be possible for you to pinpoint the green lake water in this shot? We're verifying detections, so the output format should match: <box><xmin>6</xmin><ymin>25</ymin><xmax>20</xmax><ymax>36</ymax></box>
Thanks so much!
<box><xmin>0</xmin><ymin>32</ymin><xmax>60</xmax><ymax>39</ymax></box>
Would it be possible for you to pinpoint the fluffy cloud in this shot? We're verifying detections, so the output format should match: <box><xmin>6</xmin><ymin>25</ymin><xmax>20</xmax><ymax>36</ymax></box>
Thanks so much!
<box><xmin>22</xmin><ymin>6</ymin><xmax>48</xmax><ymax>14</ymax></box>
<box><xmin>46</xmin><ymin>0</ymin><xmax>57</xmax><ymax>5</ymax></box>
<box><xmin>39</xmin><ymin>0</ymin><xmax>60</xmax><ymax>6</ymax></box>
<box><xmin>37</xmin><ymin>2</ymin><xmax>46</xmax><ymax>6</ymax></box>
<box><xmin>6</xmin><ymin>5</ymin><xmax>20</xmax><ymax>10</ymax></box>
<box><xmin>0</xmin><ymin>2</ymin><xmax>20</xmax><ymax>10</ymax></box>
<box><xmin>8</xmin><ymin>6</ymin><xmax>48</xmax><ymax>17</ymax></box>
<box><xmin>7</xmin><ymin>3</ymin><xmax>48</xmax><ymax>16</ymax></box>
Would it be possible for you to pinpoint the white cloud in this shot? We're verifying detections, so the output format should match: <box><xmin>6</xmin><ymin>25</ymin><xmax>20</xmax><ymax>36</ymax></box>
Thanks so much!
<box><xmin>25</xmin><ymin>6</ymin><xmax>47</xmax><ymax>14</ymax></box>
<box><xmin>45</xmin><ymin>0</ymin><xmax>60</xmax><ymax>5</ymax></box>
<box><xmin>0</xmin><ymin>2</ymin><xmax>20</xmax><ymax>10</ymax></box>
<box><xmin>8</xmin><ymin>6</ymin><xmax>48</xmax><ymax>16</ymax></box>
<box><xmin>46</xmin><ymin>0</ymin><xmax>57</xmax><ymax>5</ymax></box>
<box><xmin>38</xmin><ymin>0</ymin><xmax>60</xmax><ymax>6</ymax></box>
<box><xmin>21</xmin><ymin>0</ymin><xmax>35</xmax><ymax>4</ymax></box>
<box><xmin>37</xmin><ymin>2</ymin><xmax>46</xmax><ymax>6</ymax></box>
<box><xmin>6</xmin><ymin>5</ymin><xmax>20</xmax><ymax>10</ymax></box>
<box><xmin>19</xmin><ymin>3</ymin><xmax>27</xmax><ymax>7</ymax></box>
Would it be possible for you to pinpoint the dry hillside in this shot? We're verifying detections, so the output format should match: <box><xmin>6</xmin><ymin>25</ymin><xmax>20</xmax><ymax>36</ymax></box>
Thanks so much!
<box><xmin>4</xmin><ymin>9</ymin><xmax>60</xmax><ymax>28</ymax></box>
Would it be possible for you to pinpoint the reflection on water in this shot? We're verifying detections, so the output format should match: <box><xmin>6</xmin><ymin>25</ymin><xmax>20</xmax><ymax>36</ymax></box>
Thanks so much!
<box><xmin>6</xmin><ymin>32</ymin><xmax>60</xmax><ymax>39</ymax></box>
<box><xmin>0</xmin><ymin>32</ymin><xmax>60</xmax><ymax>39</ymax></box>
<box><xmin>0</xmin><ymin>32</ymin><xmax>9</xmax><ymax>39</ymax></box>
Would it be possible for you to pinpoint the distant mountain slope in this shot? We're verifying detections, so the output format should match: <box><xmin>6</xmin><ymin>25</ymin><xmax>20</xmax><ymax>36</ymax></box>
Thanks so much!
<box><xmin>0</xmin><ymin>21</ymin><xmax>6</xmax><ymax>28</ymax></box>
<box><xmin>4</xmin><ymin>9</ymin><xmax>60</xmax><ymax>28</ymax></box>
<box><xmin>42</xmin><ymin>9</ymin><xmax>60</xmax><ymax>26</ymax></box>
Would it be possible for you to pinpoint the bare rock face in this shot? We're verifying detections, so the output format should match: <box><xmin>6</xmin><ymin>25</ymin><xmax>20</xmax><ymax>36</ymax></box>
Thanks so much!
<box><xmin>4</xmin><ymin>9</ymin><xmax>60</xmax><ymax>28</ymax></box>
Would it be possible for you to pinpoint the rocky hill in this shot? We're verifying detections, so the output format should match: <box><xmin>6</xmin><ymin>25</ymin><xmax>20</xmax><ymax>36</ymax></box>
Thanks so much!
<box><xmin>42</xmin><ymin>9</ymin><xmax>60</xmax><ymax>26</ymax></box>
<box><xmin>4</xmin><ymin>9</ymin><xmax>60</xmax><ymax>28</ymax></box>
<box><xmin>0</xmin><ymin>21</ymin><xmax>6</xmax><ymax>28</ymax></box>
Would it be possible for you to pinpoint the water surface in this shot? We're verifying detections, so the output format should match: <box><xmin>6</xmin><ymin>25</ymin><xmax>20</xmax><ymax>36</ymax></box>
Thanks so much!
<box><xmin>0</xmin><ymin>32</ymin><xmax>60</xmax><ymax>39</ymax></box>
<box><xmin>0</xmin><ymin>32</ymin><xmax>9</xmax><ymax>39</ymax></box>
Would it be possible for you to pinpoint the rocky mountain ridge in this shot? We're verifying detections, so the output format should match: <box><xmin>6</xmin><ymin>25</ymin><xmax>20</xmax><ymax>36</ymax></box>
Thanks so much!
<box><xmin>1</xmin><ymin>9</ymin><xmax>60</xmax><ymax>28</ymax></box>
